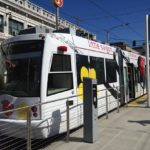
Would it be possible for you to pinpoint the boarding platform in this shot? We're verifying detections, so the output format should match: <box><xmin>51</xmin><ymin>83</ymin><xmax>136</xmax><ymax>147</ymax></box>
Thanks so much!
<box><xmin>42</xmin><ymin>95</ymin><xmax>150</xmax><ymax>150</ymax></box>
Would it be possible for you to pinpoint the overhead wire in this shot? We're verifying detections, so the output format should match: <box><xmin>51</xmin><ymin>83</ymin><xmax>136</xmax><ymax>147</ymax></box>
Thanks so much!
<box><xmin>59</xmin><ymin>9</ymin><xmax>143</xmax><ymax>44</ymax></box>
<box><xmin>86</xmin><ymin>0</ymin><xmax>143</xmax><ymax>38</ymax></box>
<box><xmin>81</xmin><ymin>7</ymin><xmax>150</xmax><ymax>21</ymax></box>
<box><xmin>47</xmin><ymin>0</ymin><xmax>146</xmax><ymax>43</ymax></box>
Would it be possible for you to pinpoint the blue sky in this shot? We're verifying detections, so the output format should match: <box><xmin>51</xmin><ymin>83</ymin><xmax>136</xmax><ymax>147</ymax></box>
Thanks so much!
<box><xmin>30</xmin><ymin>0</ymin><xmax>149</xmax><ymax>45</ymax></box>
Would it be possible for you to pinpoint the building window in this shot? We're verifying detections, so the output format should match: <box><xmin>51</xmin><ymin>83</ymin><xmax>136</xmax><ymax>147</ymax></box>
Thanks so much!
<box><xmin>0</xmin><ymin>15</ymin><xmax>4</xmax><ymax>32</ymax></box>
<box><xmin>9</xmin><ymin>18</ymin><xmax>24</xmax><ymax>35</ymax></box>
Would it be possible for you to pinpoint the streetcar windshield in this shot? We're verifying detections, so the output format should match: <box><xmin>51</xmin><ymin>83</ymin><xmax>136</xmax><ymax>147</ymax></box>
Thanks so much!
<box><xmin>0</xmin><ymin>40</ymin><xmax>44</xmax><ymax>97</ymax></box>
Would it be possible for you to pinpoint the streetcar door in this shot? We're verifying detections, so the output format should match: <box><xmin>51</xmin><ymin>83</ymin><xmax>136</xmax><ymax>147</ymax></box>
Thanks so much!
<box><xmin>127</xmin><ymin>63</ymin><xmax>135</xmax><ymax>99</ymax></box>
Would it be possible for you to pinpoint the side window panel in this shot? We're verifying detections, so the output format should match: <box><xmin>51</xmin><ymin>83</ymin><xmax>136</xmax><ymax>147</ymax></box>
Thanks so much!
<box><xmin>90</xmin><ymin>56</ymin><xmax>105</xmax><ymax>84</ymax></box>
<box><xmin>106</xmin><ymin>59</ymin><xmax>117</xmax><ymax>83</ymax></box>
<box><xmin>51</xmin><ymin>54</ymin><xmax>71</xmax><ymax>71</ymax></box>
<box><xmin>47</xmin><ymin>74</ymin><xmax>73</xmax><ymax>95</ymax></box>
<box><xmin>47</xmin><ymin>54</ymin><xmax>73</xmax><ymax>95</ymax></box>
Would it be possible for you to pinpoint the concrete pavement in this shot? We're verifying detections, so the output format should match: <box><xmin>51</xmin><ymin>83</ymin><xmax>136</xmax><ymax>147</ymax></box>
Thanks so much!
<box><xmin>42</xmin><ymin>95</ymin><xmax>150</xmax><ymax>150</ymax></box>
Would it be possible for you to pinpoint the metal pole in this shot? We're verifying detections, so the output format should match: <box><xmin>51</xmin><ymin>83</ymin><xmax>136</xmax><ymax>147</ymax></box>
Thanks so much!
<box><xmin>27</xmin><ymin>108</ymin><xmax>31</xmax><ymax>150</ymax></box>
<box><xmin>146</xmin><ymin>15</ymin><xmax>150</xmax><ymax>107</ymax></box>
<box><xmin>116</xmin><ymin>87</ymin><xmax>119</xmax><ymax>113</ymax></box>
<box><xmin>56</xmin><ymin>7</ymin><xmax>59</xmax><ymax>30</ymax></box>
<box><xmin>66</xmin><ymin>99</ymin><xmax>70</xmax><ymax>142</ymax></box>
<box><xmin>140</xmin><ymin>84</ymin><xmax>142</xmax><ymax>96</ymax></box>
<box><xmin>106</xmin><ymin>90</ymin><xmax>108</xmax><ymax>119</ymax></box>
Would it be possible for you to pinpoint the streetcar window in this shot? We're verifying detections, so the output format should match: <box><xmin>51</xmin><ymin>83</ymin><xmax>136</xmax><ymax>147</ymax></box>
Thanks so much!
<box><xmin>47</xmin><ymin>54</ymin><xmax>73</xmax><ymax>95</ymax></box>
<box><xmin>90</xmin><ymin>56</ymin><xmax>105</xmax><ymax>84</ymax></box>
<box><xmin>47</xmin><ymin>73</ymin><xmax>73</xmax><ymax>95</ymax></box>
<box><xmin>76</xmin><ymin>54</ymin><xmax>89</xmax><ymax>86</ymax></box>
<box><xmin>50</xmin><ymin>54</ymin><xmax>71</xmax><ymax>71</ymax></box>
<box><xmin>106</xmin><ymin>59</ymin><xmax>117</xmax><ymax>83</ymax></box>
<box><xmin>0</xmin><ymin>40</ymin><xmax>44</xmax><ymax>97</ymax></box>
<box><xmin>3</xmin><ymin>40</ymin><xmax>44</xmax><ymax>55</ymax></box>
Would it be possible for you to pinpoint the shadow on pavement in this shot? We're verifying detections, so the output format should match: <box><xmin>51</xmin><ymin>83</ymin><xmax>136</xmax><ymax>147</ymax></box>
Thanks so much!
<box><xmin>128</xmin><ymin>120</ymin><xmax>150</xmax><ymax>126</ymax></box>
<box><xmin>64</xmin><ymin>137</ymin><xmax>83</xmax><ymax>143</ymax></box>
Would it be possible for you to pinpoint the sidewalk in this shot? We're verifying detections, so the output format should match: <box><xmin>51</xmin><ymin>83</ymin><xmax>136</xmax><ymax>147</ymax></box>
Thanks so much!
<box><xmin>43</xmin><ymin>95</ymin><xmax>150</xmax><ymax>150</ymax></box>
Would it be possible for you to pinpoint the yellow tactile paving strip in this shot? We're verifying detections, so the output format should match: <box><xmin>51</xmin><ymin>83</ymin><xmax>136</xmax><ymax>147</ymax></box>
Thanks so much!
<box><xmin>128</xmin><ymin>94</ymin><xmax>147</xmax><ymax>107</ymax></box>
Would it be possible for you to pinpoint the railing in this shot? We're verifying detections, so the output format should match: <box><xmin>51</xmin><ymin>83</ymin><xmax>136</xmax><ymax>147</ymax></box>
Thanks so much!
<box><xmin>0</xmin><ymin>85</ymin><xmax>146</xmax><ymax>150</ymax></box>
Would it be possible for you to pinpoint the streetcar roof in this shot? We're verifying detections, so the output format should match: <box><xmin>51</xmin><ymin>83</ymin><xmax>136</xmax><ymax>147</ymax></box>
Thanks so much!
<box><xmin>1</xmin><ymin>32</ymin><xmax>145</xmax><ymax>61</ymax></box>
<box><xmin>1</xmin><ymin>33</ymin><xmax>46</xmax><ymax>45</ymax></box>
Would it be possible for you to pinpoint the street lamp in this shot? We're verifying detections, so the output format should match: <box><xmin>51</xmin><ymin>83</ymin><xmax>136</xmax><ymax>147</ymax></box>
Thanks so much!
<box><xmin>105</xmin><ymin>23</ymin><xmax>129</xmax><ymax>43</ymax></box>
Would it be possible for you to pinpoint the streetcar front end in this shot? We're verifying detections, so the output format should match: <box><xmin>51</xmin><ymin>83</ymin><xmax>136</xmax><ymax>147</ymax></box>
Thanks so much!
<box><xmin>0</xmin><ymin>34</ymin><xmax>44</xmax><ymax>139</ymax></box>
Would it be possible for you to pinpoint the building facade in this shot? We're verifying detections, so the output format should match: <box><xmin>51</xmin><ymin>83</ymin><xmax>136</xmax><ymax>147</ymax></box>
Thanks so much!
<box><xmin>0</xmin><ymin>0</ymin><xmax>95</xmax><ymax>42</ymax></box>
